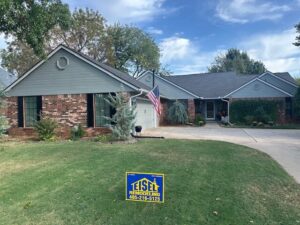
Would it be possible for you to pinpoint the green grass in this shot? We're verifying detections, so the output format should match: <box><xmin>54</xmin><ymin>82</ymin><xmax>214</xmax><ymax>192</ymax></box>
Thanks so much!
<box><xmin>0</xmin><ymin>140</ymin><xmax>299</xmax><ymax>225</ymax></box>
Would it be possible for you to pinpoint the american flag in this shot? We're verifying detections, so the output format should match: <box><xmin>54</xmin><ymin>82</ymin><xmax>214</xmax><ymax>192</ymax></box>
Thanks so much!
<box><xmin>147</xmin><ymin>85</ymin><xmax>161</xmax><ymax>115</ymax></box>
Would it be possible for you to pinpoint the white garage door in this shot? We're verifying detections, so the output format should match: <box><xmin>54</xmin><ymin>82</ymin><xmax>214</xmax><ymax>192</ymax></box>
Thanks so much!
<box><xmin>135</xmin><ymin>98</ymin><xmax>157</xmax><ymax>130</ymax></box>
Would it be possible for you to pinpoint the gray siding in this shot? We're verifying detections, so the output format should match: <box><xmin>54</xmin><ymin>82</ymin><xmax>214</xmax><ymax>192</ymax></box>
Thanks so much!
<box><xmin>6</xmin><ymin>49</ymin><xmax>134</xmax><ymax>96</ymax></box>
<box><xmin>229</xmin><ymin>80</ymin><xmax>290</xmax><ymax>98</ymax></box>
<box><xmin>138</xmin><ymin>72</ymin><xmax>196</xmax><ymax>99</ymax></box>
<box><xmin>260</xmin><ymin>73</ymin><xmax>298</xmax><ymax>96</ymax></box>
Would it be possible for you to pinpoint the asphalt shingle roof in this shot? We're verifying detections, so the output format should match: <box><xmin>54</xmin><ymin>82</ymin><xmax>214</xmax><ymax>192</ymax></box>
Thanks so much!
<box><xmin>163</xmin><ymin>72</ymin><xmax>258</xmax><ymax>98</ymax></box>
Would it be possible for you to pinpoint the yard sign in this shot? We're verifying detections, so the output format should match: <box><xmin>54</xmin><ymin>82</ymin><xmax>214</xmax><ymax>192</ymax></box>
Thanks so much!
<box><xmin>126</xmin><ymin>172</ymin><xmax>164</xmax><ymax>203</ymax></box>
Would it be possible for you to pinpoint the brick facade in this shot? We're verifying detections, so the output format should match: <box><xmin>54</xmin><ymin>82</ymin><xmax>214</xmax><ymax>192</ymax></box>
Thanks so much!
<box><xmin>187</xmin><ymin>99</ymin><xmax>195</xmax><ymax>122</ymax></box>
<box><xmin>5</xmin><ymin>94</ymin><xmax>111</xmax><ymax>139</ymax></box>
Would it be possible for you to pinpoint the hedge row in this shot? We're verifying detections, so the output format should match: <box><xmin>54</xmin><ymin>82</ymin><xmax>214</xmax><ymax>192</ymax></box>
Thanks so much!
<box><xmin>230</xmin><ymin>100</ymin><xmax>283</xmax><ymax>124</ymax></box>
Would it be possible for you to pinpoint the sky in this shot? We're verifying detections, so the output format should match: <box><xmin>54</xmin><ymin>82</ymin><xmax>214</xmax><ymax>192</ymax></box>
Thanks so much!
<box><xmin>1</xmin><ymin>0</ymin><xmax>300</xmax><ymax>77</ymax></box>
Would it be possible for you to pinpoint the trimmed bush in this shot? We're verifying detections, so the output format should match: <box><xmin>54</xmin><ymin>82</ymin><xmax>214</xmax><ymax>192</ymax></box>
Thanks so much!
<box><xmin>70</xmin><ymin>124</ymin><xmax>85</xmax><ymax>140</ymax></box>
<box><xmin>34</xmin><ymin>117</ymin><xmax>58</xmax><ymax>141</ymax></box>
<box><xmin>230</xmin><ymin>100</ymin><xmax>282</xmax><ymax>124</ymax></box>
<box><xmin>195</xmin><ymin>114</ymin><xmax>206</xmax><ymax>126</ymax></box>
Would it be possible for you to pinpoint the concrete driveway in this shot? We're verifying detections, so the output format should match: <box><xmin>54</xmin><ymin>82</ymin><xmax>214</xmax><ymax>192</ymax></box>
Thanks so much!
<box><xmin>144</xmin><ymin>123</ymin><xmax>300</xmax><ymax>183</ymax></box>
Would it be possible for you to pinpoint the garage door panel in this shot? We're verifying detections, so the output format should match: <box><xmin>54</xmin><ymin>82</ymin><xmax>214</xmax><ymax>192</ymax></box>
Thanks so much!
<box><xmin>135</xmin><ymin>99</ymin><xmax>156</xmax><ymax>129</ymax></box>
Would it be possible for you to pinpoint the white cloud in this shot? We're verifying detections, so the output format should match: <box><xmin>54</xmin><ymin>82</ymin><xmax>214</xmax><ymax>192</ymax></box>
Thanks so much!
<box><xmin>146</xmin><ymin>27</ymin><xmax>163</xmax><ymax>35</ymax></box>
<box><xmin>216</xmin><ymin>0</ymin><xmax>291</xmax><ymax>23</ymax></box>
<box><xmin>160</xmin><ymin>30</ymin><xmax>300</xmax><ymax>77</ymax></box>
<box><xmin>240</xmin><ymin>29</ymin><xmax>300</xmax><ymax>75</ymax></box>
<box><xmin>159</xmin><ymin>36</ymin><xmax>222</xmax><ymax>74</ymax></box>
<box><xmin>66</xmin><ymin>0</ymin><xmax>169</xmax><ymax>23</ymax></box>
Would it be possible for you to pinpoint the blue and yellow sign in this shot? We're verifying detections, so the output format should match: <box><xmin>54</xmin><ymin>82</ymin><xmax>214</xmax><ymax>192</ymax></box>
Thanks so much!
<box><xmin>126</xmin><ymin>172</ymin><xmax>164</xmax><ymax>203</ymax></box>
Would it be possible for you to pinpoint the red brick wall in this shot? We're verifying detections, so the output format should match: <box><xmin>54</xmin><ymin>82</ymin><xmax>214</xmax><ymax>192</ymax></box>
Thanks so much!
<box><xmin>187</xmin><ymin>99</ymin><xmax>195</xmax><ymax>122</ymax></box>
<box><xmin>5</xmin><ymin>94</ymin><xmax>111</xmax><ymax>139</ymax></box>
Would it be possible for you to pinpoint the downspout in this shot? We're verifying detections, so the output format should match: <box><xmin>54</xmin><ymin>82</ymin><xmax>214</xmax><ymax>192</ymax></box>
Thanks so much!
<box><xmin>220</xmin><ymin>97</ymin><xmax>232</xmax><ymax>125</ymax></box>
<box><xmin>129</xmin><ymin>89</ymin><xmax>144</xmax><ymax>108</ymax></box>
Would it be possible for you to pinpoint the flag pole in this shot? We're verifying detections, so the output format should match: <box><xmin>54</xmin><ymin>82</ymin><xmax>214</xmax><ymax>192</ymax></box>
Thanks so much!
<box><xmin>152</xmin><ymin>69</ymin><xmax>155</xmax><ymax>88</ymax></box>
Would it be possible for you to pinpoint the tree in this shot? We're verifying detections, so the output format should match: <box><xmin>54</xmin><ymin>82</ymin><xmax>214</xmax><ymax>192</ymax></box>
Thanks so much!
<box><xmin>0</xmin><ymin>0</ymin><xmax>71</xmax><ymax>56</ymax></box>
<box><xmin>49</xmin><ymin>8</ymin><xmax>107</xmax><ymax>61</ymax></box>
<box><xmin>105</xmin><ymin>93</ymin><xmax>136</xmax><ymax>141</ymax></box>
<box><xmin>1</xmin><ymin>11</ymin><xmax>160</xmax><ymax>78</ymax></box>
<box><xmin>294</xmin><ymin>23</ymin><xmax>300</xmax><ymax>47</ymax></box>
<box><xmin>106</xmin><ymin>24</ymin><xmax>160</xmax><ymax>77</ymax></box>
<box><xmin>1</xmin><ymin>8</ymin><xmax>107</xmax><ymax>76</ymax></box>
<box><xmin>208</xmin><ymin>48</ymin><xmax>266</xmax><ymax>75</ymax></box>
<box><xmin>167</xmin><ymin>100</ymin><xmax>188</xmax><ymax>124</ymax></box>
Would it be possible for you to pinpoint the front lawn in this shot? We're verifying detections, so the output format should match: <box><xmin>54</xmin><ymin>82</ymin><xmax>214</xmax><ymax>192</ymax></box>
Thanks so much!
<box><xmin>0</xmin><ymin>140</ymin><xmax>299</xmax><ymax>225</ymax></box>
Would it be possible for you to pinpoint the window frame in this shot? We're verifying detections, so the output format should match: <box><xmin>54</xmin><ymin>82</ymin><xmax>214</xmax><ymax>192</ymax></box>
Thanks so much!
<box><xmin>23</xmin><ymin>96</ymin><xmax>40</xmax><ymax>128</ymax></box>
<box><xmin>93</xmin><ymin>93</ymin><xmax>114</xmax><ymax>128</ymax></box>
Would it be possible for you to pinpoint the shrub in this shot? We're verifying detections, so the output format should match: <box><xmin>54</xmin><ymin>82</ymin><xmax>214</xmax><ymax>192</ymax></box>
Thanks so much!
<box><xmin>70</xmin><ymin>124</ymin><xmax>85</xmax><ymax>140</ymax></box>
<box><xmin>105</xmin><ymin>93</ymin><xmax>136</xmax><ymax>141</ymax></box>
<box><xmin>167</xmin><ymin>100</ymin><xmax>188</xmax><ymax>124</ymax></box>
<box><xmin>0</xmin><ymin>115</ymin><xmax>9</xmax><ymax>137</ymax></box>
<box><xmin>293</xmin><ymin>87</ymin><xmax>300</xmax><ymax>120</ymax></box>
<box><xmin>94</xmin><ymin>134</ymin><xmax>114</xmax><ymax>143</ymax></box>
<box><xmin>244</xmin><ymin>115</ymin><xmax>254</xmax><ymax>125</ymax></box>
<box><xmin>230</xmin><ymin>100</ymin><xmax>281</xmax><ymax>124</ymax></box>
<box><xmin>195</xmin><ymin>115</ymin><xmax>206</xmax><ymax>126</ymax></box>
<box><xmin>34</xmin><ymin>117</ymin><xmax>58</xmax><ymax>141</ymax></box>
<box><xmin>0</xmin><ymin>92</ymin><xmax>9</xmax><ymax>137</ymax></box>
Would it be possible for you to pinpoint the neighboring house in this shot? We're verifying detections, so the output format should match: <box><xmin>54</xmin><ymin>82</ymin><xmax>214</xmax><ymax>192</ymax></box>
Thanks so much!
<box><xmin>3</xmin><ymin>45</ymin><xmax>157</xmax><ymax>138</ymax></box>
<box><xmin>137</xmin><ymin>71</ymin><xmax>298</xmax><ymax>124</ymax></box>
<box><xmin>0</xmin><ymin>67</ymin><xmax>16</xmax><ymax>90</ymax></box>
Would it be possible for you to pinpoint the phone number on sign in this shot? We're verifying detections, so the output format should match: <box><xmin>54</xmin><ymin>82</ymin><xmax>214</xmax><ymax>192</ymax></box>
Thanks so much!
<box><xmin>129</xmin><ymin>195</ymin><xmax>160</xmax><ymax>202</ymax></box>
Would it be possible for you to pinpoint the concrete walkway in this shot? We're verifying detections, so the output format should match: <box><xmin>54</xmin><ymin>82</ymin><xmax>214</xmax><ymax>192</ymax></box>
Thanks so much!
<box><xmin>144</xmin><ymin>124</ymin><xmax>300</xmax><ymax>183</ymax></box>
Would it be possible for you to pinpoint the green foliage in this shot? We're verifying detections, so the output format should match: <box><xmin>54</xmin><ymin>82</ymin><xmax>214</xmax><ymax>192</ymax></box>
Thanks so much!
<box><xmin>293</xmin><ymin>87</ymin><xmax>300</xmax><ymax>119</ymax></box>
<box><xmin>167</xmin><ymin>100</ymin><xmax>188</xmax><ymax>124</ymax></box>
<box><xmin>208</xmin><ymin>48</ymin><xmax>266</xmax><ymax>75</ymax></box>
<box><xmin>34</xmin><ymin>116</ymin><xmax>58</xmax><ymax>141</ymax></box>
<box><xmin>105</xmin><ymin>93</ymin><xmax>136</xmax><ymax>141</ymax></box>
<box><xmin>230</xmin><ymin>100</ymin><xmax>280</xmax><ymax>124</ymax></box>
<box><xmin>70</xmin><ymin>124</ymin><xmax>85</xmax><ymax>140</ymax></box>
<box><xmin>1</xmin><ymin>11</ymin><xmax>160</xmax><ymax>78</ymax></box>
<box><xmin>106</xmin><ymin>24</ymin><xmax>160</xmax><ymax>77</ymax></box>
<box><xmin>94</xmin><ymin>134</ymin><xmax>114</xmax><ymax>143</ymax></box>
<box><xmin>0</xmin><ymin>0</ymin><xmax>71</xmax><ymax>56</ymax></box>
<box><xmin>0</xmin><ymin>115</ymin><xmax>9</xmax><ymax>137</ymax></box>
<box><xmin>294</xmin><ymin>22</ymin><xmax>300</xmax><ymax>47</ymax></box>
<box><xmin>195</xmin><ymin>114</ymin><xmax>206</xmax><ymax>126</ymax></box>
<box><xmin>0</xmin><ymin>92</ymin><xmax>9</xmax><ymax>137</ymax></box>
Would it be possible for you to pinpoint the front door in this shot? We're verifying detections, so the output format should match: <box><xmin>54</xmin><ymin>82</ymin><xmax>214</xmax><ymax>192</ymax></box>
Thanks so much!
<box><xmin>206</xmin><ymin>101</ymin><xmax>215</xmax><ymax>120</ymax></box>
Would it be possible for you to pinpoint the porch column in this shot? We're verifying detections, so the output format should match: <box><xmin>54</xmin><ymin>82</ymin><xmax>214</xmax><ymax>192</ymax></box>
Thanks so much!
<box><xmin>188</xmin><ymin>99</ymin><xmax>195</xmax><ymax>122</ymax></box>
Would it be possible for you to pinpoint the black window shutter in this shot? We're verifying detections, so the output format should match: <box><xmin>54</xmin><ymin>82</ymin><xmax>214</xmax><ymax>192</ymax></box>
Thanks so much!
<box><xmin>87</xmin><ymin>94</ymin><xmax>94</xmax><ymax>127</ymax></box>
<box><xmin>17</xmin><ymin>96</ymin><xmax>24</xmax><ymax>127</ymax></box>
<box><xmin>36</xmin><ymin>96</ymin><xmax>42</xmax><ymax>121</ymax></box>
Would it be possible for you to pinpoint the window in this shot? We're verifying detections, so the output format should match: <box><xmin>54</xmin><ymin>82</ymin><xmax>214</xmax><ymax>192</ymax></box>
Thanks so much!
<box><xmin>94</xmin><ymin>94</ymin><xmax>111</xmax><ymax>127</ymax></box>
<box><xmin>24</xmin><ymin>96</ymin><xmax>38</xmax><ymax>127</ymax></box>
<box><xmin>17</xmin><ymin>96</ymin><xmax>42</xmax><ymax>128</ymax></box>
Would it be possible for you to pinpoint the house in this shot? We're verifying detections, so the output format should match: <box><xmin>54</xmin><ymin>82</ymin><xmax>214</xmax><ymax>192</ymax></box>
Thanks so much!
<box><xmin>3</xmin><ymin>45</ymin><xmax>158</xmax><ymax>138</ymax></box>
<box><xmin>137</xmin><ymin>71</ymin><xmax>298</xmax><ymax>124</ymax></box>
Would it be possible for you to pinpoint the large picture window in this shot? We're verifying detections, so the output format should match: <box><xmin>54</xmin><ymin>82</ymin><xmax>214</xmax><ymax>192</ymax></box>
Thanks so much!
<box><xmin>94</xmin><ymin>94</ymin><xmax>112</xmax><ymax>127</ymax></box>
